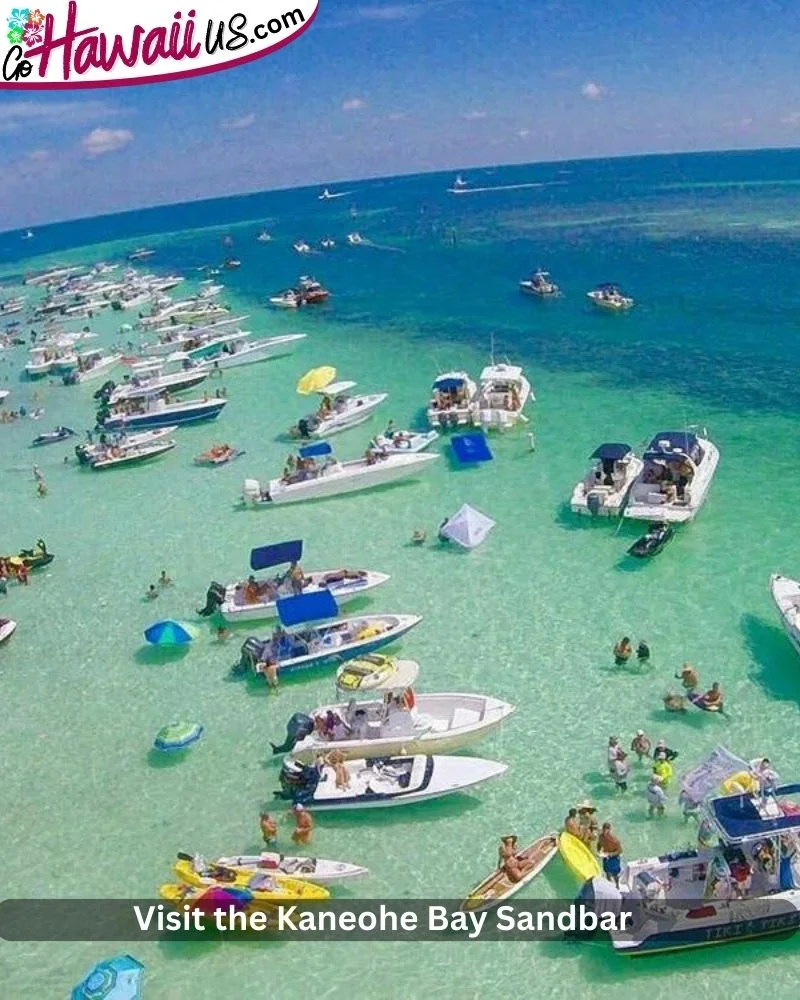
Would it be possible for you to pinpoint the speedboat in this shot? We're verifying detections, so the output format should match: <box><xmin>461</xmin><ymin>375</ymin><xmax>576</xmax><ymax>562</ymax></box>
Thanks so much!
<box><xmin>290</xmin><ymin>382</ymin><xmax>388</xmax><ymax>438</ymax></box>
<box><xmin>75</xmin><ymin>437</ymin><xmax>176</xmax><ymax>469</ymax></box>
<box><xmin>374</xmin><ymin>429</ymin><xmax>439</xmax><ymax>453</ymax></box>
<box><xmin>627</xmin><ymin>522</ymin><xmax>674</xmax><ymax>558</ymax></box>
<box><xmin>770</xmin><ymin>574</ymin><xmax>800</xmax><ymax>657</ymax></box>
<box><xmin>319</xmin><ymin>188</ymin><xmax>349</xmax><ymax>200</ymax></box>
<box><xmin>520</xmin><ymin>270</ymin><xmax>560</xmax><ymax>297</ymax></box>
<box><xmin>127</xmin><ymin>248</ymin><xmax>155</xmax><ymax>262</ymax></box>
<box><xmin>99</xmin><ymin>392</ymin><xmax>227</xmax><ymax>430</ymax></box>
<box><xmin>346</xmin><ymin>233</ymin><xmax>365</xmax><ymax>245</ymax></box>
<box><xmin>198</xmin><ymin>539</ymin><xmax>389</xmax><ymax>623</ymax></box>
<box><xmin>320</xmin><ymin>238</ymin><xmax>336</xmax><ymax>250</ymax></box>
<box><xmin>0</xmin><ymin>618</ymin><xmax>17</xmax><ymax>645</ymax></box>
<box><xmin>223</xmin><ymin>258</ymin><xmax>240</xmax><ymax>270</ymax></box>
<box><xmin>587</xmin><ymin>749</ymin><xmax>800</xmax><ymax>956</ymax></box>
<box><xmin>22</xmin><ymin>230</ymin><xmax>34</xmax><ymax>240</ymax></box>
<box><xmin>78</xmin><ymin>426</ymin><xmax>177</xmax><ymax>462</ymax></box>
<box><xmin>62</xmin><ymin>349</ymin><xmax>122</xmax><ymax>384</ymax></box>
<box><xmin>25</xmin><ymin>346</ymin><xmax>61</xmax><ymax>378</ymax></box>
<box><xmin>31</xmin><ymin>426</ymin><xmax>75</xmax><ymax>447</ymax></box>
<box><xmin>293</xmin><ymin>241</ymin><xmax>312</xmax><ymax>255</ymax></box>
<box><xmin>180</xmin><ymin>851</ymin><xmax>368</xmax><ymax>884</ymax></box>
<box><xmin>107</xmin><ymin>364</ymin><xmax>209</xmax><ymax>403</ymax></box>
<box><xmin>274</xmin><ymin>754</ymin><xmax>507</xmax><ymax>810</ymax></box>
<box><xmin>242</xmin><ymin>441</ymin><xmax>439</xmax><ymax>506</ymax></box>
<box><xmin>24</xmin><ymin>266</ymin><xmax>81</xmax><ymax>287</ymax></box>
<box><xmin>448</xmin><ymin>175</ymin><xmax>469</xmax><ymax>194</ymax></box>
<box><xmin>197</xmin><ymin>333</ymin><xmax>306</xmax><ymax>370</ymax></box>
<box><xmin>280</xmin><ymin>690</ymin><xmax>516</xmax><ymax>763</ymax></box>
<box><xmin>0</xmin><ymin>296</ymin><xmax>26</xmax><ymax>315</ymax></box>
<box><xmin>269</xmin><ymin>290</ymin><xmax>301</xmax><ymax>309</ymax></box>
<box><xmin>297</xmin><ymin>276</ymin><xmax>329</xmax><ymax>303</ymax></box>
<box><xmin>0</xmin><ymin>389</ymin><xmax>9</xmax><ymax>402</ymax></box>
<box><xmin>587</xmin><ymin>283</ymin><xmax>634</xmax><ymax>311</ymax></box>
<box><xmin>623</xmin><ymin>431</ymin><xmax>720</xmax><ymax>523</ymax></box>
<box><xmin>571</xmin><ymin>443</ymin><xmax>644</xmax><ymax>517</ymax></box>
<box><xmin>427</xmin><ymin>371</ymin><xmax>477</xmax><ymax>428</ymax></box>
<box><xmin>236</xmin><ymin>599</ymin><xmax>422</xmax><ymax>677</ymax></box>
<box><xmin>471</xmin><ymin>363</ymin><xmax>532</xmax><ymax>430</ymax></box>
<box><xmin>256</xmin><ymin>230</ymin><xmax>272</xmax><ymax>242</ymax></box>
<box><xmin>141</xmin><ymin>314</ymin><xmax>248</xmax><ymax>355</ymax></box>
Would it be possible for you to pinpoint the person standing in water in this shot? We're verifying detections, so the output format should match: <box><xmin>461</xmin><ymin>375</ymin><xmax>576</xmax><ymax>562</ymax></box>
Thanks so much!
<box><xmin>607</xmin><ymin>736</ymin><xmax>622</xmax><ymax>775</ymax></box>
<box><xmin>613</xmin><ymin>752</ymin><xmax>630</xmax><ymax>792</ymax></box>
<box><xmin>647</xmin><ymin>775</ymin><xmax>667</xmax><ymax>818</ymax></box>
<box><xmin>259</xmin><ymin>812</ymin><xmax>278</xmax><ymax>846</ymax></box>
<box><xmin>613</xmin><ymin>638</ymin><xmax>632</xmax><ymax>665</ymax></box>
<box><xmin>676</xmin><ymin>662</ymin><xmax>699</xmax><ymax>691</ymax></box>
<box><xmin>630</xmin><ymin>730</ymin><xmax>652</xmax><ymax>762</ymax></box>
<box><xmin>636</xmin><ymin>640</ymin><xmax>650</xmax><ymax>664</ymax></box>
<box><xmin>291</xmin><ymin>803</ymin><xmax>314</xmax><ymax>845</ymax></box>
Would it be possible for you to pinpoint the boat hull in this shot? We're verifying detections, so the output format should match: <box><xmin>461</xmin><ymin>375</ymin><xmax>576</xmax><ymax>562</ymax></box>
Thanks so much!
<box><xmin>624</xmin><ymin>442</ymin><xmax>719</xmax><ymax>523</ymax></box>
<box><xmin>571</xmin><ymin>458</ymin><xmax>644</xmax><ymax>517</ymax></box>
<box><xmin>202</xmin><ymin>334</ymin><xmax>306</xmax><ymax>370</ymax></box>
<box><xmin>102</xmin><ymin>401</ymin><xmax>226</xmax><ymax>430</ymax></box>
<box><xmin>770</xmin><ymin>574</ymin><xmax>800</xmax><ymax>657</ymax></box>
<box><xmin>87</xmin><ymin>440</ymin><xmax>176</xmax><ymax>469</ymax></box>
<box><xmin>305</xmin><ymin>394</ymin><xmax>388</xmax><ymax>437</ymax></box>
<box><xmin>209</xmin><ymin>853</ymin><xmax>369</xmax><ymax>883</ymax></box>
<box><xmin>220</xmin><ymin>569</ymin><xmax>390</xmax><ymax>622</ymax></box>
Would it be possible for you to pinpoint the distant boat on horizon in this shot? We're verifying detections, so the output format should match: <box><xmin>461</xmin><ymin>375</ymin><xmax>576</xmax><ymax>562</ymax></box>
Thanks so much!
<box><xmin>21</xmin><ymin>230</ymin><xmax>34</xmax><ymax>240</ymax></box>
<box><xmin>319</xmin><ymin>188</ymin><xmax>350</xmax><ymax>200</ymax></box>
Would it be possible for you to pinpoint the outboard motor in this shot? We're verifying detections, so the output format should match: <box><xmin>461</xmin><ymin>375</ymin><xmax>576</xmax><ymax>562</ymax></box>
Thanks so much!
<box><xmin>75</xmin><ymin>444</ymin><xmax>90</xmax><ymax>466</ymax></box>
<box><xmin>233</xmin><ymin>636</ymin><xmax>264</xmax><ymax>675</ymax></box>
<box><xmin>586</xmin><ymin>492</ymin><xmax>602</xmax><ymax>516</ymax></box>
<box><xmin>241</xmin><ymin>479</ymin><xmax>264</xmax><ymax>505</ymax></box>
<box><xmin>277</xmin><ymin>759</ymin><xmax>320</xmax><ymax>804</ymax></box>
<box><xmin>297</xmin><ymin>417</ymin><xmax>313</xmax><ymax>439</ymax></box>
<box><xmin>197</xmin><ymin>581</ymin><xmax>226</xmax><ymax>617</ymax></box>
<box><xmin>62</xmin><ymin>371</ymin><xmax>79</xmax><ymax>386</ymax></box>
<box><xmin>270</xmin><ymin>713</ymin><xmax>314</xmax><ymax>755</ymax></box>
<box><xmin>565</xmin><ymin>877</ymin><xmax>625</xmax><ymax>941</ymax></box>
<box><xmin>94</xmin><ymin>380</ymin><xmax>115</xmax><ymax>402</ymax></box>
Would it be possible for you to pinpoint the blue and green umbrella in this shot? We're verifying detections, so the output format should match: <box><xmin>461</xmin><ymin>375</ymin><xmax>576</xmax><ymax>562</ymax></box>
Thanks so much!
<box><xmin>144</xmin><ymin>619</ymin><xmax>197</xmax><ymax>646</ymax></box>
<box><xmin>153</xmin><ymin>721</ymin><xmax>204</xmax><ymax>752</ymax></box>
<box><xmin>71</xmin><ymin>954</ymin><xmax>144</xmax><ymax>1000</ymax></box>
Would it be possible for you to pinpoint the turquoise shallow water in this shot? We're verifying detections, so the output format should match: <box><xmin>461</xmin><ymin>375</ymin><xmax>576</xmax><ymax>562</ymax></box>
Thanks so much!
<box><xmin>4</xmin><ymin>151</ymin><xmax>800</xmax><ymax>997</ymax></box>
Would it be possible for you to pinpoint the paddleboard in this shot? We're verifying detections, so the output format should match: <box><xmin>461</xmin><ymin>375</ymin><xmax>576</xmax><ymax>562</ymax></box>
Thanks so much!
<box><xmin>461</xmin><ymin>833</ymin><xmax>558</xmax><ymax>912</ymax></box>
<box><xmin>558</xmin><ymin>831</ymin><xmax>601</xmax><ymax>883</ymax></box>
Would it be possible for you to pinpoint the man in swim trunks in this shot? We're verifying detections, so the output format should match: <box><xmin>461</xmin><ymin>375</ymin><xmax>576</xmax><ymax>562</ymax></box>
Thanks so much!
<box><xmin>292</xmin><ymin>804</ymin><xmax>314</xmax><ymax>845</ymax></box>
<box><xmin>676</xmin><ymin>662</ymin><xmax>699</xmax><ymax>691</ymax></box>
<box><xmin>598</xmin><ymin>823</ymin><xmax>623</xmax><ymax>887</ymax></box>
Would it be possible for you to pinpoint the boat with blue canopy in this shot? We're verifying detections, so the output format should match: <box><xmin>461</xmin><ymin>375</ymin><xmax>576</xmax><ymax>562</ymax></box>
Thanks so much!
<box><xmin>234</xmin><ymin>590</ymin><xmax>422</xmax><ymax>677</ymax></box>
<box><xmin>571</xmin><ymin>442</ymin><xmax>643</xmax><ymax>517</ymax></box>
<box><xmin>427</xmin><ymin>371</ymin><xmax>477</xmax><ymax>428</ymax></box>
<box><xmin>624</xmin><ymin>430</ymin><xmax>720</xmax><ymax>523</ymax></box>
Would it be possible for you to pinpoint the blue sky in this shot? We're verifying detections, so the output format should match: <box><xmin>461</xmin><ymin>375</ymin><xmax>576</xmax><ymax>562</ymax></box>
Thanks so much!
<box><xmin>2</xmin><ymin>0</ymin><xmax>800</xmax><ymax>227</ymax></box>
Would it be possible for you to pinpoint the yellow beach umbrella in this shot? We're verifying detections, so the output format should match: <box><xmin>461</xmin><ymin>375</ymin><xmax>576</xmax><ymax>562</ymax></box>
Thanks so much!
<box><xmin>296</xmin><ymin>366</ymin><xmax>336</xmax><ymax>395</ymax></box>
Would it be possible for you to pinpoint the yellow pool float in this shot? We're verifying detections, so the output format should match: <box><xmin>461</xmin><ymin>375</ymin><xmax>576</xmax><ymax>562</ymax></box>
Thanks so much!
<box><xmin>721</xmin><ymin>771</ymin><xmax>759</xmax><ymax>795</ymax></box>
<box><xmin>173</xmin><ymin>857</ymin><xmax>329</xmax><ymax>901</ymax></box>
<box><xmin>558</xmin><ymin>831</ymin><xmax>602</xmax><ymax>883</ymax></box>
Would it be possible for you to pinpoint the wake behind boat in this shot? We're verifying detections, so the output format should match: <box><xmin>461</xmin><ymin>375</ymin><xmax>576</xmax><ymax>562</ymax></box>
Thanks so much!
<box><xmin>623</xmin><ymin>431</ymin><xmax>719</xmax><ymax>523</ymax></box>
<box><xmin>241</xmin><ymin>441</ymin><xmax>439</xmax><ymax>506</ymax></box>
<box><xmin>275</xmin><ymin>754</ymin><xmax>507</xmax><ymax>810</ymax></box>
<box><xmin>770</xmin><ymin>574</ymin><xmax>800</xmax><ymax>657</ymax></box>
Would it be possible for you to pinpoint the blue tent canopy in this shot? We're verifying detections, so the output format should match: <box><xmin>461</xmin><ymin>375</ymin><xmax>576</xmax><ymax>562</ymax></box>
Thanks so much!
<box><xmin>277</xmin><ymin>589</ymin><xmax>339</xmax><ymax>627</ymax></box>
<box><xmin>451</xmin><ymin>432</ymin><xmax>493</xmax><ymax>464</ymax></box>
<box><xmin>298</xmin><ymin>441</ymin><xmax>332</xmax><ymax>458</ymax></box>
<box><xmin>709</xmin><ymin>783</ymin><xmax>800</xmax><ymax>843</ymax></box>
<box><xmin>433</xmin><ymin>376</ymin><xmax>465</xmax><ymax>392</ymax></box>
<box><xmin>250</xmin><ymin>540</ymin><xmax>303</xmax><ymax>571</ymax></box>
<box><xmin>644</xmin><ymin>431</ymin><xmax>699</xmax><ymax>462</ymax></box>
<box><xmin>590</xmin><ymin>443</ymin><xmax>632</xmax><ymax>461</ymax></box>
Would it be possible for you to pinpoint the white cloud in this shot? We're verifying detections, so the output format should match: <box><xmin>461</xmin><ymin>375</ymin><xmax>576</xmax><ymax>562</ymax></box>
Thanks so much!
<box><xmin>342</xmin><ymin>98</ymin><xmax>368</xmax><ymax>112</ymax></box>
<box><xmin>781</xmin><ymin>112</ymin><xmax>800</xmax><ymax>126</ymax></box>
<box><xmin>581</xmin><ymin>81</ymin><xmax>605</xmax><ymax>100</ymax></box>
<box><xmin>0</xmin><ymin>99</ymin><xmax>118</xmax><ymax>132</ymax></box>
<box><xmin>462</xmin><ymin>110</ymin><xmax>488</xmax><ymax>120</ymax></box>
<box><xmin>221</xmin><ymin>113</ymin><xmax>256</xmax><ymax>130</ymax></box>
<box><xmin>82</xmin><ymin>127</ymin><xmax>133</xmax><ymax>156</ymax></box>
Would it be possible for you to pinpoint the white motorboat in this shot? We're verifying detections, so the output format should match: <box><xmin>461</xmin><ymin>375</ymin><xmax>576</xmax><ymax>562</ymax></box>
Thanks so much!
<box><xmin>25</xmin><ymin>347</ymin><xmax>58</xmax><ymax>378</ymax></box>
<box><xmin>623</xmin><ymin>431</ymin><xmax>719</xmax><ymax>523</ymax></box>
<box><xmin>141</xmin><ymin>314</ymin><xmax>249</xmax><ymax>356</ymax></box>
<box><xmin>79</xmin><ymin>426</ymin><xmax>177</xmax><ymax>462</ymax></box>
<box><xmin>108</xmin><ymin>364</ymin><xmax>208</xmax><ymax>403</ymax></box>
<box><xmin>185</xmin><ymin>851</ymin><xmax>368</xmax><ymax>884</ymax></box>
<box><xmin>587</xmin><ymin>283</ymin><xmax>634</xmax><ymax>311</ymax></box>
<box><xmin>256</xmin><ymin>230</ymin><xmax>272</xmax><ymax>242</ymax></box>
<box><xmin>198</xmin><ymin>333</ymin><xmax>306</xmax><ymax>370</ymax></box>
<box><xmin>24</xmin><ymin>266</ymin><xmax>81</xmax><ymax>287</ymax></box>
<box><xmin>571</xmin><ymin>443</ymin><xmax>644</xmax><ymax>517</ymax></box>
<box><xmin>128</xmin><ymin>248</ymin><xmax>155</xmax><ymax>261</ymax></box>
<box><xmin>275</xmin><ymin>754</ymin><xmax>507</xmax><ymax>810</ymax></box>
<box><xmin>346</xmin><ymin>233</ymin><xmax>365</xmax><ymax>245</ymax></box>
<box><xmin>374</xmin><ymin>428</ymin><xmax>439</xmax><ymax>453</ymax></box>
<box><xmin>170</xmin><ymin>302</ymin><xmax>229</xmax><ymax>325</ymax></box>
<box><xmin>319</xmin><ymin>188</ymin><xmax>349</xmax><ymax>200</ymax></box>
<box><xmin>520</xmin><ymin>270</ymin><xmax>560</xmax><ymax>297</ymax></box>
<box><xmin>0</xmin><ymin>618</ymin><xmax>17</xmax><ymax>644</ymax></box>
<box><xmin>270</xmin><ymin>290</ymin><xmax>301</xmax><ymax>309</ymax></box>
<box><xmin>63</xmin><ymin>349</ymin><xmax>122</xmax><ymax>384</ymax></box>
<box><xmin>293</xmin><ymin>241</ymin><xmax>312</xmax><ymax>254</ymax></box>
<box><xmin>111</xmin><ymin>289</ymin><xmax>153</xmax><ymax>312</ymax></box>
<box><xmin>770</xmin><ymin>574</ymin><xmax>800</xmax><ymax>657</ymax></box>
<box><xmin>427</xmin><ymin>371</ymin><xmax>477</xmax><ymax>428</ymax></box>
<box><xmin>0</xmin><ymin>389</ymin><xmax>9</xmax><ymax>402</ymax></box>
<box><xmin>241</xmin><ymin>442</ymin><xmax>439</xmax><ymax>506</ymax></box>
<box><xmin>76</xmin><ymin>437</ymin><xmax>176</xmax><ymax>469</ymax></box>
<box><xmin>471</xmin><ymin>362</ymin><xmax>532</xmax><ymax>430</ymax></box>
<box><xmin>320</xmin><ymin>238</ymin><xmax>336</xmax><ymax>250</ymax></box>
<box><xmin>0</xmin><ymin>296</ymin><xmax>26</xmax><ymax>315</ymax></box>
<box><xmin>100</xmin><ymin>393</ymin><xmax>227</xmax><ymax>430</ymax></box>
<box><xmin>291</xmin><ymin>382</ymin><xmax>388</xmax><ymax>438</ymax></box>
<box><xmin>284</xmin><ymin>692</ymin><xmax>516</xmax><ymax>763</ymax></box>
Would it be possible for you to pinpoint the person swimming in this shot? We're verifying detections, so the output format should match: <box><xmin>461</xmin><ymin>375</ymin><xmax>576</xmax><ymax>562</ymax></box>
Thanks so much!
<box><xmin>613</xmin><ymin>637</ymin><xmax>632</xmax><ymax>665</ymax></box>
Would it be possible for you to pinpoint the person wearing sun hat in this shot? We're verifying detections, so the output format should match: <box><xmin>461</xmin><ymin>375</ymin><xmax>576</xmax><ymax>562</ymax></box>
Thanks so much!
<box><xmin>647</xmin><ymin>774</ymin><xmax>667</xmax><ymax>818</ymax></box>
<box><xmin>576</xmin><ymin>800</ymin><xmax>599</xmax><ymax>846</ymax></box>
<box><xmin>630</xmin><ymin>730</ymin><xmax>652</xmax><ymax>761</ymax></box>
<box><xmin>291</xmin><ymin>802</ymin><xmax>314</xmax><ymax>845</ymax></box>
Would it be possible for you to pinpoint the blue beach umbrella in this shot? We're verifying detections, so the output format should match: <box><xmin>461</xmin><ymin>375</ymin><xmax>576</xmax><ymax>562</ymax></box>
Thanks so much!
<box><xmin>153</xmin><ymin>721</ymin><xmax>204</xmax><ymax>752</ymax></box>
<box><xmin>71</xmin><ymin>954</ymin><xmax>144</xmax><ymax>1000</ymax></box>
<box><xmin>143</xmin><ymin>619</ymin><xmax>197</xmax><ymax>646</ymax></box>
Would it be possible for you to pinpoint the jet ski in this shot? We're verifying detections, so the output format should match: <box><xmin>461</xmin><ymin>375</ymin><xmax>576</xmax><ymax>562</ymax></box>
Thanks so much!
<box><xmin>627</xmin><ymin>521</ymin><xmax>674</xmax><ymax>558</ymax></box>
<box><xmin>1</xmin><ymin>539</ymin><xmax>54</xmax><ymax>571</ymax></box>
<box><xmin>31</xmin><ymin>426</ymin><xmax>75</xmax><ymax>447</ymax></box>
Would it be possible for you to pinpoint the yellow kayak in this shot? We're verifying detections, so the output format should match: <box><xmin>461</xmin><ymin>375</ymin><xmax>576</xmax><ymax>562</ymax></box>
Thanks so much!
<box><xmin>558</xmin><ymin>831</ymin><xmax>601</xmax><ymax>883</ymax></box>
<box><xmin>173</xmin><ymin>857</ymin><xmax>329</xmax><ymax>900</ymax></box>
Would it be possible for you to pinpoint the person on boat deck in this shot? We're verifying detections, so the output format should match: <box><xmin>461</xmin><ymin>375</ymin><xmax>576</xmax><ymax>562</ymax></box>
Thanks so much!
<box><xmin>576</xmin><ymin>801</ymin><xmax>599</xmax><ymax>845</ymax></box>
<box><xmin>653</xmin><ymin>739</ymin><xmax>679</xmax><ymax>763</ymax></box>
<box><xmin>636</xmin><ymin>640</ymin><xmax>650</xmax><ymax>664</ymax></box>
<box><xmin>630</xmin><ymin>730</ymin><xmax>652</xmax><ymax>761</ymax></box>
<box><xmin>260</xmin><ymin>811</ymin><xmax>278</xmax><ymax>846</ymax></box>
<box><xmin>729</xmin><ymin>857</ymin><xmax>752</xmax><ymax>898</ymax></box>
<box><xmin>751</xmin><ymin>757</ymin><xmax>778</xmax><ymax>794</ymax></box>
<box><xmin>384</xmin><ymin>419</ymin><xmax>396</xmax><ymax>439</ymax></box>
<box><xmin>598</xmin><ymin>823</ymin><xmax>623</xmax><ymax>888</ymax></box>
<box><xmin>646</xmin><ymin>775</ymin><xmax>667</xmax><ymax>818</ymax></box>
<box><xmin>698</xmin><ymin>681</ymin><xmax>724</xmax><ymax>711</ymax></box>
<box><xmin>244</xmin><ymin>575</ymin><xmax>261</xmax><ymax>604</ymax></box>
<box><xmin>564</xmin><ymin>809</ymin><xmax>582</xmax><ymax>840</ymax></box>
<box><xmin>322</xmin><ymin>710</ymin><xmax>342</xmax><ymax>738</ymax></box>
<box><xmin>676</xmin><ymin>662</ymin><xmax>699</xmax><ymax>691</ymax></box>
<box><xmin>318</xmin><ymin>395</ymin><xmax>333</xmax><ymax>417</ymax></box>
<box><xmin>291</xmin><ymin>803</ymin><xmax>314</xmax><ymax>845</ymax></box>
<box><xmin>324</xmin><ymin>749</ymin><xmax>351</xmax><ymax>790</ymax></box>
<box><xmin>607</xmin><ymin>736</ymin><xmax>622</xmax><ymax>775</ymax></box>
<box><xmin>288</xmin><ymin>561</ymin><xmax>306</xmax><ymax>596</ymax></box>
<box><xmin>613</xmin><ymin>637</ymin><xmax>632</xmax><ymax>666</ymax></box>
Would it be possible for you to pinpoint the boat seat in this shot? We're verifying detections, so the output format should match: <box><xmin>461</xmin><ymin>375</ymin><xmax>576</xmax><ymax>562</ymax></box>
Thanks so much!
<box><xmin>646</xmin><ymin>491</ymin><xmax>665</xmax><ymax>505</ymax></box>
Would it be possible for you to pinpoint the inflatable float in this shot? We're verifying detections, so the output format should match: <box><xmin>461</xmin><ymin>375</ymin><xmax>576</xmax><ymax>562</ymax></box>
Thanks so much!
<box><xmin>558</xmin><ymin>831</ymin><xmax>602</xmax><ymax>883</ymax></box>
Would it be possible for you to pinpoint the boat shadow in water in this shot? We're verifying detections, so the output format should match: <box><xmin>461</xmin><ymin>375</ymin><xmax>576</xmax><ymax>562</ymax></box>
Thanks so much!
<box><xmin>553</xmin><ymin>503</ymin><xmax>619</xmax><ymax>533</ymax></box>
<box><xmin>146</xmin><ymin>748</ymin><xmax>194</xmax><ymax>768</ymax></box>
<box><xmin>741</xmin><ymin>612</ymin><xmax>800</xmax><ymax>706</ymax></box>
<box><xmin>134</xmin><ymin>645</ymin><xmax>192</xmax><ymax>666</ymax></box>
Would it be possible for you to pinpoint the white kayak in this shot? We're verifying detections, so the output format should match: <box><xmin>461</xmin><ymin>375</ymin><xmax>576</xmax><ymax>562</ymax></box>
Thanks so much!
<box><xmin>374</xmin><ymin>430</ymin><xmax>439</xmax><ymax>453</ymax></box>
<box><xmin>770</xmin><ymin>574</ymin><xmax>800</xmax><ymax>657</ymax></box>
<box><xmin>283</xmin><ymin>692</ymin><xmax>516</xmax><ymax>763</ymax></box>
<box><xmin>201</xmin><ymin>568</ymin><xmax>390</xmax><ymax>623</ymax></box>
<box><xmin>197</xmin><ymin>852</ymin><xmax>369</xmax><ymax>884</ymax></box>
<box><xmin>0</xmin><ymin>618</ymin><xmax>17</xmax><ymax>645</ymax></box>
<box><xmin>275</xmin><ymin>754</ymin><xmax>508</xmax><ymax>810</ymax></box>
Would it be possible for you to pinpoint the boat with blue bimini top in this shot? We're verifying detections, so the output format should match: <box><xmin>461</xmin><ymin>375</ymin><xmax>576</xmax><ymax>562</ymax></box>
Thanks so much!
<box><xmin>427</xmin><ymin>371</ymin><xmax>477</xmax><ymax>429</ymax></box>
<box><xmin>197</xmin><ymin>539</ymin><xmax>390</xmax><ymax>624</ymax></box>
<box><xmin>571</xmin><ymin>443</ymin><xmax>643</xmax><ymax>517</ymax></box>
<box><xmin>576</xmin><ymin>746</ymin><xmax>800</xmax><ymax>955</ymax></box>
<box><xmin>623</xmin><ymin>430</ymin><xmax>719</xmax><ymax>523</ymax></box>
<box><xmin>234</xmin><ymin>589</ymin><xmax>421</xmax><ymax>679</ymax></box>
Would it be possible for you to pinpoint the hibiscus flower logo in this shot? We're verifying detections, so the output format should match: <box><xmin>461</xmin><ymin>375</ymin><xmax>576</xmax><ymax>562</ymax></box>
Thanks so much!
<box><xmin>27</xmin><ymin>7</ymin><xmax>44</xmax><ymax>25</ymax></box>
<box><xmin>6</xmin><ymin>7</ymin><xmax>30</xmax><ymax>31</ymax></box>
<box><xmin>22</xmin><ymin>18</ymin><xmax>41</xmax><ymax>45</ymax></box>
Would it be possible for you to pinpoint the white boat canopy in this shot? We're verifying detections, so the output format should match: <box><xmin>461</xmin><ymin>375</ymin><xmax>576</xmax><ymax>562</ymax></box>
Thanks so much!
<box><xmin>318</xmin><ymin>380</ymin><xmax>356</xmax><ymax>396</ymax></box>
<box><xmin>441</xmin><ymin>504</ymin><xmax>496</xmax><ymax>549</ymax></box>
